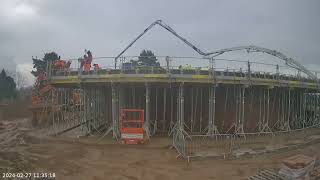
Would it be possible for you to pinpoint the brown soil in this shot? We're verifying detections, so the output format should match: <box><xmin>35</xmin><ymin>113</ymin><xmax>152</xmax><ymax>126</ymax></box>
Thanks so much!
<box><xmin>1</xmin><ymin>118</ymin><xmax>320</xmax><ymax>180</ymax></box>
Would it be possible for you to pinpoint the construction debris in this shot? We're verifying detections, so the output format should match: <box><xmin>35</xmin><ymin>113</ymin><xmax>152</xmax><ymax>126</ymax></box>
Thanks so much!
<box><xmin>248</xmin><ymin>169</ymin><xmax>286</xmax><ymax>180</ymax></box>
<box><xmin>279</xmin><ymin>154</ymin><xmax>316</xmax><ymax>179</ymax></box>
<box><xmin>310</xmin><ymin>166</ymin><xmax>320</xmax><ymax>179</ymax></box>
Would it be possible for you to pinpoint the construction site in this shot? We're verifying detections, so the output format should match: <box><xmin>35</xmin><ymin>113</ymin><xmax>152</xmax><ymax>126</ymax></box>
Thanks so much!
<box><xmin>1</xmin><ymin>20</ymin><xmax>320</xmax><ymax>179</ymax></box>
<box><xmin>29</xmin><ymin>20</ymin><xmax>320</xmax><ymax>156</ymax></box>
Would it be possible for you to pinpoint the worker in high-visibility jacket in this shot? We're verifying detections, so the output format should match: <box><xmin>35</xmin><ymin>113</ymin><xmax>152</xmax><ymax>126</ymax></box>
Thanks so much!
<box><xmin>83</xmin><ymin>50</ymin><xmax>93</xmax><ymax>72</ymax></box>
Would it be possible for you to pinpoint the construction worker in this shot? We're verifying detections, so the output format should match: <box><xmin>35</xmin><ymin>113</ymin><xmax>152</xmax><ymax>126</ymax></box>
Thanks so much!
<box><xmin>83</xmin><ymin>50</ymin><xmax>93</xmax><ymax>72</ymax></box>
<box><xmin>93</xmin><ymin>64</ymin><xmax>100</xmax><ymax>71</ymax></box>
<box><xmin>86</xmin><ymin>50</ymin><xmax>93</xmax><ymax>64</ymax></box>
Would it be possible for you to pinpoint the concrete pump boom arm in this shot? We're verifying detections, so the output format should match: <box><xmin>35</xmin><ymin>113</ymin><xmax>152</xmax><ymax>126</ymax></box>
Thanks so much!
<box><xmin>207</xmin><ymin>45</ymin><xmax>317</xmax><ymax>80</ymax></box>
<box><xmin>115</xmin><ymin>20</ymin><xmax>317</xmax><ymax>80</ymax></box>
<box><xmin>114</xmin><ymin>20</ymin><xmax>207</xmax><ymax>65</ymax></box>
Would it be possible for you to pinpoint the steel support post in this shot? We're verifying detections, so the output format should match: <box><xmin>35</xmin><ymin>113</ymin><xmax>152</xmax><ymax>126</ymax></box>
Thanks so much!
<box><xmin>235</xmin><ymin>86</ymin><xmax>245</xmax><ymax>135</ymax></box>
<box><xmin>303</xmin><ymin>91</ymin><xmax>306</xmax><ymax>128</ymax></box>
<box><xmin>280</xmin><ymin>89</ymin><xmax>286</xmax><ymax>130</ymax></box>
<box><xmin>259</xmin><ymin>88</ymin><xmax>262</xmax><ymax>131</ymax></box>
<box><xmin>178</xmin><ymin>84</ymin><xmax>185</xmax><ymax>131</ymax></box>
<box><xmin>145</xmin><ymin>84</ymin><xmax>151</xmax><ymax>138</ymax></box>
<box><xmin>276</xmin><ymin>89</ymin><xmax>280</xmax><ymax>129</ymax></box>
<box><xmin>313</xmin><ymin>92</ymin><xmax>316</xmax><ymax>125</ymax></box>
<box><xmin>200</xmin><ymin>88</ymin><xmax>203</xmax><ymax>133</ymax></box>
<box><xmin>168</xmin><ymin>88</ymin><xmax>174</xmax><ymax>134</ymax></box>
<box><xmin>194</xmin><ymin>88</ymin><xmax>199</xmax><ymax>133</ymax></box>
<box><xmin>153</xmin><ymin>87</ymin><xmax>158</xmax><ymax>135</ymax></box>
<box><xmin>163</xmin><ymin>88</ymin><xmax>167</xmax><ymax>132</ymax></box>
<box><xmin>241</xmin><ymin>86</ymin><xmax>245</xmax><ymax>133</ymax></box>
<box><xmin>208</xmin><ymin>84</ymin><xmax>219</xmax><ymax>136</ymax></box>
<box><xmin>287</xmin><ymin>89</ymin><xmax>291</xmax><ymax>130</ymax></box>
<box><xmin>260</xmin><ymin>88</ymin><xmax>272</xmax><ymax>133</ymax></box>
<box><xmin>191</xmin><ymin>88</ymin><xmax>194</xmax><ymax>133</ymax></box>
<box><xmin>299</xmin><ymin>91</ymin><xmax>303</xmax><ymax>128</ymax></box>
<box><xmin>316</xmin><ymin>93</ymin><xmax>319</xmax><ymax>125</ymax></box>
<box><xmin>111</xmin><ymin>84</ymin><xmax>120</xmax><ymax>139</ymax></box>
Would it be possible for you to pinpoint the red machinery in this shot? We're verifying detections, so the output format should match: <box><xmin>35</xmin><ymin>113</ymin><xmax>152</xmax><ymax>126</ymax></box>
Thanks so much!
<box><xmin>120</xmin><ymin>109</ymin><xmax>145</xmax><ymax>144</ymax></box>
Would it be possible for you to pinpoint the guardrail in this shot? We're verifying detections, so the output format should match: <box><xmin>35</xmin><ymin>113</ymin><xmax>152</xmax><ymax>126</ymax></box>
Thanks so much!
<box><xmin>177</xmin><ymin>124</ymin><xmax>320</xmax><ymax>161</ymax></box>
<box><xmin>49</xmin><ymin>56</ymin><xmax>318</xmax><ymax>83</ymax></box>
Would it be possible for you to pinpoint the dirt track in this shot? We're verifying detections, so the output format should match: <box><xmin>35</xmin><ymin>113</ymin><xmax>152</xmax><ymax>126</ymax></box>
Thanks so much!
<box><xmin>1</xmin><ymin>119</ymin><xmax>320</xmax><ymax>180</ymax></box>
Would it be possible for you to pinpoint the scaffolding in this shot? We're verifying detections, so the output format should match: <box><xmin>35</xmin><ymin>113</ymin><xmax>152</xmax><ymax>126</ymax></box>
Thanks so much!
<box><xmin>36</xmin><ymin>53</ymin><xmax>320</xmax><ymax>161</ymax></box>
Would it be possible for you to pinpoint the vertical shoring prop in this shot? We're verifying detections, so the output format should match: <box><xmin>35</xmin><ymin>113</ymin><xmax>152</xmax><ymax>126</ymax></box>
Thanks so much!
<box><xmin>191</xmin><ymin>87</ymin><xmax>194</xmax><ymax>133</ymax></box>
<box><xmin>259</xmin><ymin>88</ymin><xmax>262</xmax><ymax>131</ymax></box>
<box><xmin>179</xmin><ymin>83</ymin><xmax>185</xmax><ymax>131</ymax></box>
<box><xmin>207</xmin><ymin>84</ymin><xmax>219</xmax><ymax>136</ymax></box>
<box><xmin>51</xmin><ymin>89</ymin><xmax>56</xmax><ymax>135</ymax></box>
<box><xmin>316</xmin><ymin>92</ymin><xmax>319</xmax><ymax>126</ymax></box>
<box><xmin>260</xmin><ymin>87</ymin><xmax>272</xmax><ymax>133</ymax></box>
<box><xmin>194</xmin><ymin>87</ymin><xmax>199</xmax><ymax>133</ymax></box>
<box><xmin>145</xmin><ymin>83</ymin><xmax>151</xmax><ymax>138</ymax></box>
<box><xmin>313</xmin><ymin>91</ymin><xmax>317</xmax><ymax>125</ymax></box>
<box><xmin>223</xmin><ymin>86</ymin><xmax>228</xmax><ymax>129</ymax></box>
<box><xmin>174</xmin><ymin>83</ymin><xmax>186</xmax><ymax>157</ymax></box>
<box><xmin>294</xmin><ymin>91</ymin><xmax>298</xmax><ymax>128</ymax></box>
<box><xmin>153</xmin><ymin>87</ymin><xmax>158</xmax><ymax>135</ymax></box>
<box><xmin>277</xmin><ymin>88</ymin><xmax>280</xmax><ymax>129</ymax></box>
<box><xmin>80</xmin><ymin>88</ymin><xmax>84</xmax><ymax>134</ymax></box>
<box><xmin>82</xmin><ymin>87</ymin><xmax>86</xmax><ymax>134</ymax></box>
<box><xmin>303</xmin><ymin>90</ymin><xmax>306</xmax><ymax>128</ymax></box>
<box><xmin>282</xmin><ymin>89</ymin><xmax>286</xmax><ymax>130</ymax></box>
<box><xmin>208</xmin><ymin>86</ymin><xmax>212</xmax><ymax>134</ymax></box>
<box><xmin>299</xmin><ymin>90</ymin><xmax>303</xmax><ymax>128</ymax></box>
<box><xmin>287</xmin><ymin>89</ymin><xmax>291</xmax><ymax>131</ymax></box>
<box><xmin>63</xmin><ymin>89</ymin><xmax>66</xmax><ymax>132</ymax></box>
<box><xmin>226</xmin><ymin>85</ymin><xmax>237</xmax><ymax>133</ymax></box>
<box><xmin>239</xmin><ymin>86</ymin><xmax>245</xmax><ymax>135</ymax></box>
<box><xmin>58</xmin><ymin>89</ymin><xmax>61</xmax><ymax>133</ymax></box>
<box><xmin>168</xmin><ymin>87</ymin><xmax>174</xmax><ymax>135</ymax></box>
<box><xmin>280</xmin><ymin>88</ymin><xmax>287</xmax><ymax>130</ymax></box>
<box><xmin>200</xmin><ymin>87</ymin><xmax>203</xmax><ymax>133</ymax></box>
<box><xmin>163</xmin><ymin>87</ymin><xmax>167</xmax><ymax>132</ymax></box>
<box><xmin>111</xmin><ymin>83</ymin><xmax>120</xmax><ymax>139</ymax></box>
<box><xmin>262</xmin><ymin>88</ymin><xmax>266</xmax><ymax>131</ymax></box>
<box><xmin>176</xmin><ymin>86</ymin><xmax>180</xmax><ymax>131</ymax></box>
<box><xmin>175</xmin><ymin>83</ymin><xmax>185</xmax><ymax>133</ymax></box>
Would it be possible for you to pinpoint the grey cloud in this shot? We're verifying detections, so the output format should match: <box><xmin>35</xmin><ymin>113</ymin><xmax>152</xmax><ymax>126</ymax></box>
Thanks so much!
<box><xmin>0</xmin><ymin>0</ymin><xmax>320</xmax><ymax>80</ymax></box>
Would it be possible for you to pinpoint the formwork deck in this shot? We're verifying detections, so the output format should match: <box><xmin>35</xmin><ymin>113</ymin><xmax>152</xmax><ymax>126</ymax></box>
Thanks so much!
<box><xmin>50</xmin><ymin>70</ymin><xmax>319</xmax><ymax>89</ymax></box>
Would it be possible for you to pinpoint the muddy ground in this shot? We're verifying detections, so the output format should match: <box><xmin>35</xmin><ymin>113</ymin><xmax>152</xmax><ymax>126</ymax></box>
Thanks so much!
<box><xmin>0</xmin><ymin>118</ymin><xmax>320</xmax><ymax>180</ymax></box>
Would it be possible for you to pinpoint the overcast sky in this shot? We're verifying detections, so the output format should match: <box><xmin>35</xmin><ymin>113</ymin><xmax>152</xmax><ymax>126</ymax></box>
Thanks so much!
<box><xmin>0</xmin><ymin>0</ymin><xmax>320</xmax><ymax>85</ymax></box>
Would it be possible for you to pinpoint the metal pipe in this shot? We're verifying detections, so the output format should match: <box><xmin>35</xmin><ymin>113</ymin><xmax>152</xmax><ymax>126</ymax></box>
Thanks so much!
<box><xmin>163</xmin><ymin>88</ymin><xmax>167</xmax><ymax>132</ymax></box>
<box><xmin>200</xmin><ymin>88</ymin><xmax>203</xmax><ymax>133</ymax></box>
<box><xmin>208</xmin><ymin>86</ymin><xmax>213</xmax><ymax>134</ymax></box>
<box><xmin>241</xmin><ymin>86</ymin><xmax>245</xmax><ymax>131</ymax></box>
<box><xmin>191</xmin><ymin>87</ymin><xmax>194</xmax><ymax>132</ymax></box>
<box><xmin>212</xmin><ymin>85</ymin><xmax>216</xmax><ymax>134</ymax></box>
<box><xmin>111</xmin><ymin>84</ymin><xmax>119</xmax><ymax>138</ymax></box>
<box><xmin>267</xmin><ymin>88</ymin><xmax>270</xmax><ymax>126</ymax></box>
<box><xmin>194</xmin><ymin>87</ymin><xmax>199</xmax><ymax>133</ymax></box>
<box><xmin>287</xmin><ymin>89</ymin><xmax>291</xmax><ymax>130</ymax></box>
<box><xmin>145</xmin><ymin>84</ymin><xmax>151</xmax><ymax>136</ymax></box>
